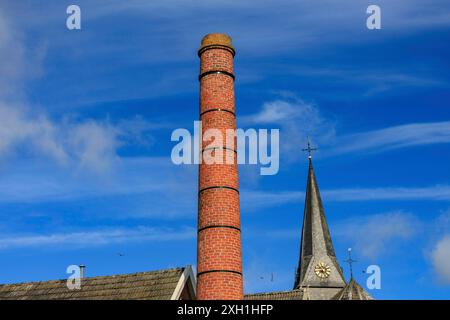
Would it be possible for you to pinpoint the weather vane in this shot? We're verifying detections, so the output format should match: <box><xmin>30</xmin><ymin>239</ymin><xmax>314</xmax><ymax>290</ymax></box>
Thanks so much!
<box><xmin>302</xmin><ymin>137</ymin><xmax>317</xmax><ymax>159</ymax></box>
<box><xmin>344</xmin><ymin>248</ymin><xmax>357</xmax><ymax>280</ymax></box>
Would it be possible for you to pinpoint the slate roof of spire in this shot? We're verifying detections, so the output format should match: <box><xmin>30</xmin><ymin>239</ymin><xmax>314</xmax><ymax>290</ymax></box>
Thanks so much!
<box><xmin>294</xmin><ymin>158</ymin><xmax>346</xmax><ymax>289</ymax></box>
<box><xmin>332</xmin><ymin>279</ymin><xmax>374</xmax><ymax>300</ymax></box>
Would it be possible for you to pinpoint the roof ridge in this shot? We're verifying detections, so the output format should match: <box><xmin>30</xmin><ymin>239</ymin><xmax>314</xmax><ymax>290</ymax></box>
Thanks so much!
<box><xmin>0</xmin><ymin>267</ymin><xmax>185</xmax><ymax>287</ymax></box>
<box><xmin>245</xmin><ymin>288</ymin><xmax>303</xmax><ymax>296</ymax></box>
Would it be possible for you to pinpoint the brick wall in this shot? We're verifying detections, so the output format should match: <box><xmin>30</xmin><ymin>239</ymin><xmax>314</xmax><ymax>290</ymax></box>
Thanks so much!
<box><xmin>196</xmin><ymin>34</ymin><xmax>243</xmax><ymax>300</ymax></box>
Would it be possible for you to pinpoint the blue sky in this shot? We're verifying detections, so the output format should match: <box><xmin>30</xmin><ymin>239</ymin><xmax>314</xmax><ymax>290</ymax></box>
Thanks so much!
<box><xmin>1</xmin><ymin>0</ymin><xmax>450</xmax><ymax>299</ymax></box>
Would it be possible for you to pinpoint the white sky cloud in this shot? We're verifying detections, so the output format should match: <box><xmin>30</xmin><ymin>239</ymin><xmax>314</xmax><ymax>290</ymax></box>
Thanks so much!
<box><xmin>0</xmin><ymin>157</ymin><xmax>198</xmax><ymax>221</ymax></box>
<box><xmin>323</xmin><ymin>185</ymin><xmax>450</xmax><ymax>201</ymax></box>
<box><xmin>240</xmin><ymin>97</ymin><xmax>450</xmax><ymax>164</ymax></box>
<box><xmin>1</xmin><ymin>157</ymin><xmax>449</xmax><ymax>219</ymax></box>
<box><xmin>0</xmin><ymin>103</ymin><xmax>118</xmax><ymax>173</ymax></box>
<box><xmin>0</xmin><ymin>9</ymin><xmax>118</xmax><ymax>174</ymax></box>
<box><xmin>431</xmin><ymin>235</ymin><xmax>450</xmax><ymax>285</ymax></box>
<box><xmin>241</xmin><ymin>185</ymin><xmax>450</xmax><ymax>212</ymax></box>
<box><xmin>239</xmin><ymin>98</ymin><xmax>336</xmax><ymax>163</ymax></box>
<box><xmin>0</xmin><ymin>103</ymin><xmax>166</xmax><ymax>174</ymax></box>
<box><xmin>329</xmin><ymin>122</ymin><xmax>450</xmax><ymax>156</ymax></box>
<box><xmin>0</xmin><ymin>8</ymin><xmax>46</xmax><ymax>100</ymax></box>
<box><xmin>10</xmin><ymin>0</ymin><xmax>449</xmax><ymax>56</ymax></box>
<box><xmin>333</xmin><ymin>211</ymin><xmax>420</xmax><ymax>259</ymax></box>
<box><xmin>0</xmin><ymin>226</ymin><xmax>195</xmax><ymax>250</ymax></box>
<box><xmin>240</xmin><ymin>100</ymin><xmax>311</xmax><ymax>124</ymax></box>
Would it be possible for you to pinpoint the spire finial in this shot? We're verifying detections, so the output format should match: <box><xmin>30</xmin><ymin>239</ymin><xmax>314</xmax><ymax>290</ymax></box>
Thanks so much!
<box><xmin>344</xmin><ymin>248</ymin><xmax>357</xmax><ymax>280</ymax></box>
<box><xmin>302</xmin><ymin>137</ymin><xmax>317</xmax><ymax>159</ymax></box>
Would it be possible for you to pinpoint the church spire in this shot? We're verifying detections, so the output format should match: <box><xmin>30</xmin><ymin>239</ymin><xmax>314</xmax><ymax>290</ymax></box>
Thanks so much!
<box><xmin>294</xmin><ymin>144</ymin><xmax>346</xmax><ymax>289</ymax></box>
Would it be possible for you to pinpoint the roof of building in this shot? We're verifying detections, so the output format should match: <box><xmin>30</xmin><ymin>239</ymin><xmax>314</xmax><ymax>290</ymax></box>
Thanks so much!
<box><xmin>245</xmin><ymin>286</ymin><xmax>350</xmax><ymax>300</ymax></box>
<box><xmin>332</xmin><ymin>279</ymin><xmax>373</xmax><ymax>300</ymax></box>
<box><xmin>245</xmin><ymin>289</ymin><xmax>304</xmax><ymax>300</ymax></box>
<box><xmin>0</xmin><ymin>266</ymin><xmax>195</xmax><ymax>300</ymax></box>
<box><xmin>294</xmin><ymin>158</ymin><xmax>346</xmax><ymax>289</ymax></box>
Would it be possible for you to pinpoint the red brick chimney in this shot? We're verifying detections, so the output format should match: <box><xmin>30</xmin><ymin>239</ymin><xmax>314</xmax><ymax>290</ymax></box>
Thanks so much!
<box><xmin>197</xmin><ymin>34</ymin><xmax>243</xmax><ymax>300</ymax></box>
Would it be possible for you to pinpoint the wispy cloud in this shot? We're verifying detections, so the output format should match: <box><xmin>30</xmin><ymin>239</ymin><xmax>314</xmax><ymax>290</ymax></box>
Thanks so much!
<box><xmin>0</xmin><ymin>12</ymin><xmax>148</xmax><ymax>174</ymax></box>
<box><xmin>242</xmin><ymin>97</ymin><xmax>450</xmax><ymax>162</ymax></box>
<box><xmin>323</xmin><ymin>185</ymin><xmax>450</xmax><ymax>202</ymax></box>
<box><xmin>1</xmin><ymin>0</ymin><xmax>448</xmax><ymax>116</ymax></box>
<box><xmin>334</xmin><ymin>211</ymin><xmax>420</xmax><ymax>259</ymax></box>
<box><xmin>241</xmin><ymin>185</ymin><xmax>450</xmax><ymax>212</ymax></box>
<box><xmin>0</xmin><ymin>226</ymin><xmax>196</xmax><ymax>250</ymax></box>
<box><xmin>0</xmin><ymin>157</ymin><xmax>197</xmax><ymax>220</ymax></box>
<box><xmin>239</xmin><ymin>99</ymin><xmax>314</xmax><ymax>125</ymax></box>
<box><xmin>14</xmin><ymin>0</ymin><xmax>449</xmax><ymax>54</ymax></box>
<box><xmin>361</xmin><ymin>73</ymin><xmax>448</xmax><ymax>97</ymax></box>
<box><xmin>239</xmin><ymin>98</ymin><xmax>335</xmax><ymax>163</ymax></box>
<box><xmin>431</xmin><ymin>235</ymin><xmax>450</xmax><ymax>285</ymax></box>
<box><xmin>329</xmin><ymin>122</ymin><xmax>450</xmax><ymax>156</ymax></box>
<box><xmin>5</xmin><ymin>180</ymin><xmax>447</xmax><ymax>217</ymax></box>
<box><xmin>0</xmin><ymin>103</ymin><xmax>115</xmax><ymax>173</ymax></box>
<box><xmin>241</xmin><ymin>190</ymin><xmax>303</xmax><ymax>212</ymax></box>
<box><xmin>268</xmin><ymin>64</ymin><xmax>449</xmax><ymax>99</ymax></box>
<box><xmin>0</xmin><ymin>103</ymin><xmax>166</xmax><ymax>174</ymax></box>
<box><xmin>0</xmin><ymin>9</ymin><xmax>46</xmax><ymax>100</ymax></box>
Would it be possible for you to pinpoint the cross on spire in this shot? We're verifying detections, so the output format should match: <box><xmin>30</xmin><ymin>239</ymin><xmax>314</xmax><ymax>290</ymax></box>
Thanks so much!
<box><xmin>344</xmin><ymin>248</ymin><xmax>357</xmax><ymax>280</ymax></box>
<box><xmin>302</xmin><ymin>138</ymin><xmax>317</xmax><ymax>159</ymax></box>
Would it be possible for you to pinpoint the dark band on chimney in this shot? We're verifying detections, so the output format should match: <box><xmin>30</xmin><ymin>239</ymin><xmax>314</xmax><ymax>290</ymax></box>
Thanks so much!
<box><xmin>200</xmin><ymin>108</ymin><xmax>236</xmax><ymax>117</ymax></box>
<box><xmin>197</xmin><ymin>270</ymin><xmax>242</xmax><ymax>277</ymax></box>
<box><xmin>199</xmin><ymin>70</ymin><xmax>235</xmax><ymax>81</ymax></box>
<box><xmin>199</xmin><ymin>186</ymin><xmax>239</xmax><ymax>194</ymax></box>
<box><xmin>198</xmin><ymin>225</ymin><xmax>241</xmax><ymax>233</ymax></box>
<box><xmin>201</xmin><ymin>146</ymin><xmax>237</xmax><ymax>154</ymax></box>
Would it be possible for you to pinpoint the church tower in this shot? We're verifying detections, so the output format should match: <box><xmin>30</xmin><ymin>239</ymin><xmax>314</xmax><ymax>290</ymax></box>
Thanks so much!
<box><xmin>247</xmin><ymin>142</ymin><xmax>374</xmax><ymax>300</ymax></box>
<box><xmin>294</xmin><ymin>144</ymin><xmax>346</xmax><ymax>298</ymax></box>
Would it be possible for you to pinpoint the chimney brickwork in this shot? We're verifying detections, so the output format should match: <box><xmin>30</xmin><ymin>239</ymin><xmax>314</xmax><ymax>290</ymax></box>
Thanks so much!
<box><xmin>196</xmin><ymin>34</ymin><xmax>243</xmax><ymax>300</ymax></box>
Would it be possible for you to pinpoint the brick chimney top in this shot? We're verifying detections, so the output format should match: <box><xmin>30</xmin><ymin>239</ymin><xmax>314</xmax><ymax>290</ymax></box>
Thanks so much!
<box><xmin>198</xmin><ymin>33</ymin><xmax>235</xmax><ymax>56</ymax></box>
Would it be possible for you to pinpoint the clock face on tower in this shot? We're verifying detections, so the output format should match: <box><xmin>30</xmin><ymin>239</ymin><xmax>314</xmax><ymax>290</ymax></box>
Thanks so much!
<box><xmin>314</xmin><ymin>262</ymin><xmax>331</xmax><ymax>279</ymax></box>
